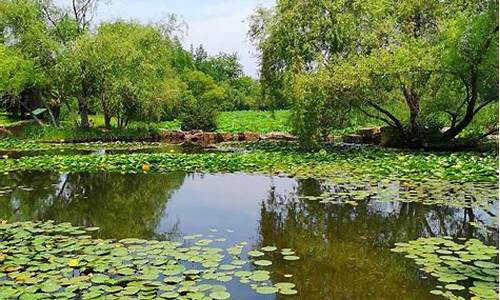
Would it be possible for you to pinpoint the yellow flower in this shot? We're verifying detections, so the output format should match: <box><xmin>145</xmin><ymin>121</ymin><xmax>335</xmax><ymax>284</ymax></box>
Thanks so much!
<box><xmin>142</xmin><ymin>163</ymin><xmax>151</xmax><ymax>172</ymax></box>
<box><xmin>68</xmin><ymin>259</ymin><xmax>79</xmax><ymax>267</ymax></box>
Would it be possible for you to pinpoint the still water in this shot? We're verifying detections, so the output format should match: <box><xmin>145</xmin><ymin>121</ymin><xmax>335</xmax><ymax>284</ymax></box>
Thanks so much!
<box><xmin>0</xmin><ymin>172</ymin><xmax>497</xmax><ymax>299</ymax></box>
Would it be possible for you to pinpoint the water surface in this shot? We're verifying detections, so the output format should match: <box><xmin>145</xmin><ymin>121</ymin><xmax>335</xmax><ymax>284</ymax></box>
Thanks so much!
<box><xmin>0</xmin><ymin>172</ymin><xmax>497</xmax><ymax>299</ymax></box>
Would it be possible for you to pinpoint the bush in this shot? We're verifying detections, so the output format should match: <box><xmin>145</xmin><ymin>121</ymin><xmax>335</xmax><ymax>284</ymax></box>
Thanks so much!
<box><xmin>180</xmin><ymin>98</ymin><xmax>218</xmax><ymax>131</ymax></box>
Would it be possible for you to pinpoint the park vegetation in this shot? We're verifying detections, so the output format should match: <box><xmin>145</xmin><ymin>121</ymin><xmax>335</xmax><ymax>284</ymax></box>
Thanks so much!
<box><xmin>0</xmin><ymin>0</ymin><xmax>498</xmax><ymax>151</ymax></box>
<box><xmin>249</xmin><ymin>0</ymin><xmax>499</xmax><ymax>149</ymax></box>
<box><xmin>0</xmin><ymin>0</ymin><xmax>263</xmax><ymax>132</ymax></box>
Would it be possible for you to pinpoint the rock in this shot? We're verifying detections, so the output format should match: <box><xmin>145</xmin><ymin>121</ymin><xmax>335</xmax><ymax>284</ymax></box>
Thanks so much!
<box><xmin>357</xmin><ymin>127</ymin><xmax>382</xmax><ymax>144</ymax></box>
<box><xmin>242</xmin><ymin>132</ymin><xmax>260</xmax><ymax>141</ymax></box>
<box><xmin>172</xmin><ymin>131</ymin><xmax>186</xmax><ymax>142</ymax></box>
<box><xmin>379</xmin><ymin>126</ymin><xmax>402</xmax><ymax>147</ymax></box>
<box><xmin>0</xmin><ymin>128</ymin><xmax>12</xmax><ymax>137</ymax></box>
<box><xmin>342</xmin><ymin>134</ymin><xmax>363</xmax><ymax>144</ymax></box>
<box><xmin>183</xmin><ymin>131</ymin><xmax>225</xmax><ymax>145</ymax></box>
<box><xmin>158</xmin><ymin>130</ymin><xmax>184</xmax><ymax>143</ymax></box>
<box><xmin>222</xmin><ymin>133</ymin><xmax>235</xmax><ymax>142</ymax></box>
<box><xmin>1</xmin><ymin>120</ymin><xmax>36</xmax><ymax>136</ymax></box>
<box><xmin>263</xmin><ymin>132</ymin><xmax>296</xmax><ymax>141</ymax></box>
<box><xmin>213</xmin><ymin>133</ymin><xmax>224</xmax><ymax>143</ymax></box>
<box><xmin>440</xmin><ymin>127</ymin><xmax>451</xmax><ymax>134</ymax></box>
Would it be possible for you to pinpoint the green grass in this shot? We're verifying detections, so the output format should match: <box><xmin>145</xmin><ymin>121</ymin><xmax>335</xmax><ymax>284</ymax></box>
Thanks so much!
<box><xmin>216</xmin><ymin>110</ymin><xmax>290</xmax><ymax>133</ymax></box>
<box><xmin>157</xmin><ymin>110</ymin><xmax>291</xmax><ymax>133</ymax></box>
<box><xmin>22</xmin><ymin>123</ymin><xmax>152</xmax><ymax>141</ymax></box>
<box><xmin>0</xmin><ymin>112</ymin><xmax>25</xmax><ymax>126</ymax></box>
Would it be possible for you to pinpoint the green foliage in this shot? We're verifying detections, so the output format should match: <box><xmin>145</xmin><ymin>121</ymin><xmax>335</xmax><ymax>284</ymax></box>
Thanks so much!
<box><xmin>287</xmin><ymin>71</ymin><xmax>351</xmax><ymax>150</ymax></box>
<box><xmin>179</xmin><ymin>70</ymin><xmax>223</xmax><ymax>131</ymax></box>
<box><xmin>252</xmin><ymin>0</ymin><xmax>499</xmax><ymax>149</ymax></box>
<box><xmin>0</xmin><ymin>45</ymin><xmax>40</xmax><ymax>96</ymax></box>
<box><xmin>191</xmin><ymin>45</ymin><xmax>263</xmax><ymax>111</ymax></box>
<box><xmin>0</xmin><ymin>1</ymin><xmax>262</xmax><ymax>129</ymax></box>
<box><xmin>179</xmin><ymin>98</ymin><xmax>218</xmax><ymax>131</ymax></box>
<box><xmin>57</xmin><ymin>21</ymin><xmax>180</xmax><ymax>128</ymax></box>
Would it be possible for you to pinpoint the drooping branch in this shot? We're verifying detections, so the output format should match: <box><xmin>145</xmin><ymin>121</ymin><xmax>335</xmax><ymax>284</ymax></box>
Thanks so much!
<box><xmin>444</xmin><ymin>110</ymin><xmax>459</xmax><ymax>128</ymax></box>
<box><xmin>442</xmin><ymin>70</ymin><xmax>479</xmax><ymax>141</ymax></box>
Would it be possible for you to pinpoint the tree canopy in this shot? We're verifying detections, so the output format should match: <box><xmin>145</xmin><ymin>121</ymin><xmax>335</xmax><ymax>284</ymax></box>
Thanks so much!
<box><xmin>0</xmin><ymin>0</ymin><xmax>263</xmax><ymax>130</ymax></box>
<box><xmin>250</xmin><ymin>0</ymin><xmax>499</xmax><ymax>148</ymax></box>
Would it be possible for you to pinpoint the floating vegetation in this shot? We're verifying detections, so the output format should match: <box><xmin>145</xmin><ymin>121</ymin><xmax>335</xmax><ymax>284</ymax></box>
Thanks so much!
<box><xmin>297</xmin><ymin>177</ymin><xmax>498</xmax><ymax>212</ymax></box>
<box><xmin>0</xmin><ymin>146</ymin><xmax>496</xmax><ymax>183</ymax></box>
<box><xmin>0</xmin><ymin>221</ymin><xmax>299</xmax><ymax>299</ymax></box>
<box><xmin>392</xmin><ymin>237</ymin><xmax>499</xmax><ymax>299</ymax></box>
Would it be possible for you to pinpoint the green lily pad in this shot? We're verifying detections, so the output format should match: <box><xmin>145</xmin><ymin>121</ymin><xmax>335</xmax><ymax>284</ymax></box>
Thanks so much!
<box><xmin>253</xmin><ymin>260</ymin><xmax>272</xmax><ymax>267</ymax></box>
<box><xmin>256</xmin><ymin>286</ymin><xmax>278</xmax><ymax>294</ymax></box>
<box><xmin>209</xmin><ymin>291</ymin><xmax>231</xmax><ymax>300</ymax></box>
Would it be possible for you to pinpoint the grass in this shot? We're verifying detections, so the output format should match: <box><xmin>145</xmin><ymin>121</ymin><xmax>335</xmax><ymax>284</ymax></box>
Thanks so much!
<box><xmin>215</xmin><ymin>110</ymin><xmax>290</xmax><ymax>133</ymax></box>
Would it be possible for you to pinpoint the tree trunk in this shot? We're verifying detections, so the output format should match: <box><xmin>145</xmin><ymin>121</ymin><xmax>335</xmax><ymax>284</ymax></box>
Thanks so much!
<box><xmin>79</xmin><ymin>97</ymin><xmax>90</xmax><ymax>128</ymax></box>
<box><xmin>104</xmin><ymin>113</ymin><xmax>112</xmax><ymax>129</ymax></box>
<box><xmin>20</xmin><ymin>88</ymin><xmax>43</xmax><ymax>119</ymax></box>
<box><xmin>50</xmin><ymin>103</ymin><xmax>60</xmax><ymax>121</ymax></box>
<box><xmin>403</xmin><ymin>88</ymin><xmax>423</xmax><ymax>147</ymax></box>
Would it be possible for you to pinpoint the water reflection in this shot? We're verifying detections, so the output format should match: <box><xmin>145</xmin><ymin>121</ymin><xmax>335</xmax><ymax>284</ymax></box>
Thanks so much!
<box><xmin>0</xmin><ymin>172</ymin><xmax>496</xmax><ymax>299</ymax></box>
<box><xmin>257</xmin><ymin>178</ymin><xmax>497</xmax><ymax>299</ymax></box>
<box><xmin>0</xmin><ymin>172</ymin><xmax>185</xmax><ymax>239</ymax></box>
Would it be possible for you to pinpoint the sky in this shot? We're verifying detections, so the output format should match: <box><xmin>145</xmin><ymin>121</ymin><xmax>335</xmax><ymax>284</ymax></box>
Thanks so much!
<box><xmin>64</xmin><ymin>0</ymin><xmax>275</xmax><ymax>77</ymax></box>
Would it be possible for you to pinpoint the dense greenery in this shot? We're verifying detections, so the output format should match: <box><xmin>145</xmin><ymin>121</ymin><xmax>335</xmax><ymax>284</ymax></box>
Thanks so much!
<box><xmin>0</xmin><ymin>0</ymin><xmax>263</xmax><ymax>131</ymax></box>
<box><xmin>250</xmin><ymin>0</ymin><xmax>499</xmax><ymax>149</ymax></box>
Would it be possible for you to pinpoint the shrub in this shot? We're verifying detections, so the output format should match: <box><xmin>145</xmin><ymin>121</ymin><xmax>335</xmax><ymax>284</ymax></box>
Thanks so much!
<box><xmin>180</xmin><ymin>97</ymin><xmax>218</xmax><ymax>131</ymax></box>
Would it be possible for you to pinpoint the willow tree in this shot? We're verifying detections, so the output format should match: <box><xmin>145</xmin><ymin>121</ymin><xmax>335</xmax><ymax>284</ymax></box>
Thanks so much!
<box><xmin>58</xmin><ymin>21</ymin><xmax>181</xmax><ymax>128</ymax></box>
<box><xmin>251</xmin><ymin>0</ymin><xmax>498</xmax><ymax>148</ymax></box>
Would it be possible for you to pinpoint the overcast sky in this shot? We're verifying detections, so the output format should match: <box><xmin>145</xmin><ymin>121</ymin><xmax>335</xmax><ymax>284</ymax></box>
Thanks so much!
<box><xmin>65</xmin><ymin>0</ymin><xmax>274</xmax><ymax>77</ymax></box>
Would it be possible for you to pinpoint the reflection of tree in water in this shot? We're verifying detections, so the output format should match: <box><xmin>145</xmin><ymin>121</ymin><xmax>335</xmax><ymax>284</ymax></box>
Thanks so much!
<box><xmin>257</xmin><ymin>178</ymin><xmax>498</xmax><ymax>300</ymax></box>
<box><xmin>0</xmin><ymin>171</ymin><xmax>186</xmax><ymax>240</ymax></box>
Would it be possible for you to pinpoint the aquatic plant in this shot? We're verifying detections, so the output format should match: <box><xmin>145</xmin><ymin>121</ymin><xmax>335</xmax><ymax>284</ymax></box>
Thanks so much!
<box><xmin>0</xmin><ymin>221</ymin><xmax>299</xmax><ymax>299</ymax></box>
<box><xmin>392</xmin><ymin>237</ymin><xmax>499</xmax><ymax>299</ymax></box>
<box><xmin>0</xmin><ymin>147</ymin><xmax>496</xmax><ymax>183</ymax></box>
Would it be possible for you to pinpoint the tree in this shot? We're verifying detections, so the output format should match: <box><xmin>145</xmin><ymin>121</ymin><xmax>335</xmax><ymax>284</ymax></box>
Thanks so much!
<box><xmin>252</xmin><ymin>0</ymin><xmax>499</xmax><ymax>148</ymax></box>
<box><xmin>0</xmin><ymin>0</ymin><xmax>101</xmax><ymax>124</ymax></box>
<box><xmin>0</xmin><ymin>45</ymin><xmax>44</xmax><ymax>123</ymax></box>
<box><xmin>58</xmin><ymin>21</ymin><xmax>180</xmax><ymax>128</ymax></box>
<box><xmin>0</xmin><ymin>0</ymin><xmax>59</xmax><ymax>120</ymax></box>
<box><xmin>179</xmin><ymin>70</ymin><xmax>225</xmax><ymax>131</ymax></box>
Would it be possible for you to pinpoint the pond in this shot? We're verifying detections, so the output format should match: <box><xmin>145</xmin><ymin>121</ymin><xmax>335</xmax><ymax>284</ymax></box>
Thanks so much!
<box><xmin>0</xmin><ymin>171</ymin><xmax>497</xmax><ymax>299</ymax></box>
